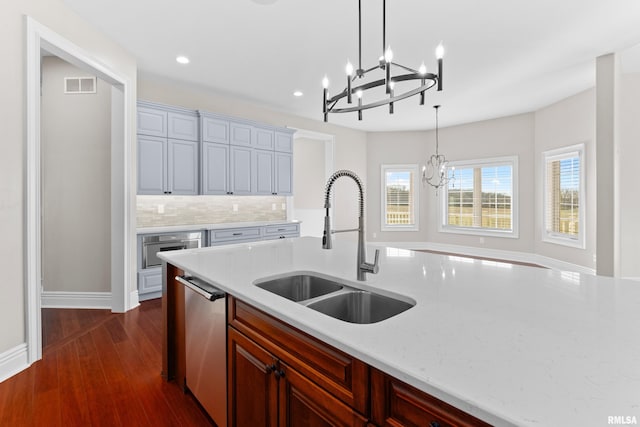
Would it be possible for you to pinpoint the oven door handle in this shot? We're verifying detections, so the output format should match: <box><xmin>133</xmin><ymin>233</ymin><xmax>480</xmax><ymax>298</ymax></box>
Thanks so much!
<box><xmin>176</xmin><ymin>276</ymin><xmax>226</xmax><ymax>301</ymax></box>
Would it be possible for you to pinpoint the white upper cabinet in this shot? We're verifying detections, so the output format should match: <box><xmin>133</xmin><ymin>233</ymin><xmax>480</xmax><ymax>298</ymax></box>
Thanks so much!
<box><xmin>137</xmin><ymin>101</ymin><xmax>199</xmax><ymax>195</ymax></box>
<box><xmin>254</xmin><ymin>149</ymin><xmax>275</xmax><ymax>195</ymax></box>
<box><xmin>167</xmin><ymin>112</ymin><xmax>199</xmax><ymax>141</ymax></box>
<box><xmin>253</xmin><ymin>127</ymin><xmax>275</xmax><ymax>150</ymax></box>
<box><xmin>230</xmin><ymin>122</ymin><xmax>252</xmax><ymax>147</ymax></box>
<box><xmin>137</xmin><ymin>101</ymin><xmax>296</xmax><ymax>196</ymax></box>
<box><xmin>275</xmin><ymin>131</ymin><xmax>293</xmax><ymax>153</ymax></box>
<box><xmin>202</xmin><ymin>116</ymin><xmax>229</xmax><ymax>144</ymax></box>
<box><xmin>137</xmin><ymin>107</ymin><xmax>167</xmax><ymax>138</ymax></box>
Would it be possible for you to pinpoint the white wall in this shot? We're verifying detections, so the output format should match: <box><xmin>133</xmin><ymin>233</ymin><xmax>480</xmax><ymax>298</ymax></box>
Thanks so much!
<box><xmin>534</xmin><ymin>89</ymin><xmax>596</xmax><ymax>270</ymax></box>
<box><xmin>0</xmin><ymin>0</ymin><xmax>136</xmax><ymax>357</ymax></box>
<box><xmin>619</xmin><ymin>73</ymin><xmax>640</xmax><ymax>278</ymax></box>
<box><xmin>367</xmin><ymin>113</ymin><xmax>536</xmax><ymax>254</ymax></box>
<box><xmin>41</xmin><ymin>56</ymin><xmax>111</xmax><ymax>293</ymax></box>
<box><xmin>137</xmin><ymin>75</ymin><xmax>368</xmax><ymax>241</ymax></box>
<box><xmin>293</xmin><ymin>137</ymin><xmax>326</xmax><ymax>237</ymax></box>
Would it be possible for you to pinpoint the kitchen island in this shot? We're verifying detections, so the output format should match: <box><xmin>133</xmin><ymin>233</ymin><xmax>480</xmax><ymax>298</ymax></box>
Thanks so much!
<box><xmin>160</xmin><ymin>236</ymin><xmax>640</xmax><ymax>426</ymax></box>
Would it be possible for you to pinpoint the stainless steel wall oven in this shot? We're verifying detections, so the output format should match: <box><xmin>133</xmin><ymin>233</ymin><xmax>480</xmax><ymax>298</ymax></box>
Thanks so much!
<box><xmin>141</xmin><ymin>232</ymin><xmax>203</xmax><ymax>269</ymax></box>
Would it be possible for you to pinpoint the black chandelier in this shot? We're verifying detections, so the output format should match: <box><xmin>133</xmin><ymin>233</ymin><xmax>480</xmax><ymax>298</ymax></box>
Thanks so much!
<box><xmin>322</xmin><ymin>0</ymin><xmax>444</xmax><ymax>122</ymax></box>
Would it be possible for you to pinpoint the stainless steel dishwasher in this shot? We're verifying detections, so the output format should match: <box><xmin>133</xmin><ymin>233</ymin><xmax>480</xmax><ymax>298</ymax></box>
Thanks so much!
<box><xmin>176</xmin><ymin>275</ymin><xmax>227</xmax><ymax>427</ymax></box>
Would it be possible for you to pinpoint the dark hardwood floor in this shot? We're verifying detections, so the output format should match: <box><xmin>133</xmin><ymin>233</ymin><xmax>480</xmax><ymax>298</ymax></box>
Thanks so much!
<box><xmin>0</xmin><ymin>299</ymin><xmax>214</xmax><ymax>426</ymax></box>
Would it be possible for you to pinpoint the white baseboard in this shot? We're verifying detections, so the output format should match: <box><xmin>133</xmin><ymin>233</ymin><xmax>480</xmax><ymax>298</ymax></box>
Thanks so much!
<box><xmin>372</xmin><ymin>241</ymin><xmax>597</xmax><ymax>275</ymax></box>
<box><xmin>130</xmin><ymin>290</ymin><xmax>141</xmax><ymax>309</ymax></box>
<box><xmin>0</xmin><ymin>344</ymin><xmax>29</xmax><ymax>383</ymax></box>
<box><xmin>41</xmin><ymin>291</ymin><xmax>112</xmax><ymax>309</ymax></box>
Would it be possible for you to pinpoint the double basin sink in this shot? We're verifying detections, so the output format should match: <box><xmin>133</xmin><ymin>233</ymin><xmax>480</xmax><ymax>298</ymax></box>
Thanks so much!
<box><xmin>255</xmin><ymin>274</ymin><xmax>414</xmax><ymax>324</ymax></box>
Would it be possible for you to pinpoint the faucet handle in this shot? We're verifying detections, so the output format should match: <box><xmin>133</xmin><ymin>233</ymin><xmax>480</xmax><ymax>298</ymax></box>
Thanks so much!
<box><xmin>361</xmin><ymin>249</ymin><xmax>380</xmax><ymax>275</ymax></box>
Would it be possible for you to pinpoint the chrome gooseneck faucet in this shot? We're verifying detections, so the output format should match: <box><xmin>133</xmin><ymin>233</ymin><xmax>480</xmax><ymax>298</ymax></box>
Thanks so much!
<box><xmin>322</xmin><ymin>170</ymin><xmax>379</xmax><ymax>281</ymax></box>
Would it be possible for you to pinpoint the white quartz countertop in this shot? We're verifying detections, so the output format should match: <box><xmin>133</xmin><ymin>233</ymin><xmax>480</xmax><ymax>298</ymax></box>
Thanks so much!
<box><xmin>136</xmin><ymin>219</ymin><xmax>300</xmax><ymax>234</ymax></box>
<box><xmin>158</xmin><ymin>237</ymin><xmax>640</xmax><ymax>426</ymax></box>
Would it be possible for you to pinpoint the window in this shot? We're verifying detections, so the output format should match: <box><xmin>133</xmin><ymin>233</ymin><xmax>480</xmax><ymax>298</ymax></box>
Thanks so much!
<box><xmin>543</xmin><ymin>144</ymin><xmax>585</xmax><ymax>248</ymax></box>
<box><xmin>441</xmin><ymin>156</ymin><xmax>518</xmax><ymax>237</ymax></box>
<box><xmin>381</xmin><ymin>164</ymin><xmax>419</xmax><ymax>231</ymax></box>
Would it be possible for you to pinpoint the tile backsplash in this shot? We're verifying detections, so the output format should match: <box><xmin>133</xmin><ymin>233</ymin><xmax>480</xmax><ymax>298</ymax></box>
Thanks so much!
<box><xmin>137</xmin><ymin>195</ymin><xmax>287</xmax><ymax>227</ymax></box>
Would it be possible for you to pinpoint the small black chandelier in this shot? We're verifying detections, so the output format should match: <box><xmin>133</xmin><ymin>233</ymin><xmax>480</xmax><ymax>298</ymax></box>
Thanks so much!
<box><xmin>322</xmin><ymin>0</ymin><xmax>444</xmax><ymax>122</ymax></box>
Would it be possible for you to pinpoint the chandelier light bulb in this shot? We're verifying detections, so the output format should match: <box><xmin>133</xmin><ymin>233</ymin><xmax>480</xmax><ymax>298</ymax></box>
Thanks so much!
<box><xmin>356</xmin><ymin>89</ymin><xmax>363</xmax><ymax>99</ymax></box>
<box><xmin>389</xmin><ymin>81</ymin><xmax>395</xmax><ymax>90</ymax></box>
<box><xmin>384</xmin><ymin>45</ymin><xmax>394</xmax><ymax>63</ymax></box>
<box><xmin>346</xmin><ymin>61</ymin><xmax>354</xmax><ymax>76</ymax></box>
<box><xmin>419</xmin><ymin>62</ymin><xmax>427</xmax><ymax>75</ymax></box>
<box><xmin>322</xmin><ymin>75</ymin><xmax>329</xmax><ymax>89</ymax></box>
<box><xmin>435</xmin><ymin>43</ymin><xmax>445</xmax><ymax>59</ymax></box>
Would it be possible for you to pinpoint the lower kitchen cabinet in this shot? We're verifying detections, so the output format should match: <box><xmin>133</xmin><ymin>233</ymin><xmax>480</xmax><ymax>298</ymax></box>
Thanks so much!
<box><xmin>370</xmin><ymin>368</ymin><xmax>491</xmax><ymax>427</ymax></box>
<box><xmin>228</xmin><ymin>327</ymin><xmax>368</xmax><ymax>427</ymax></box>
<box><xmin>138</xmin><ymin>268</ymin><xmax>162</xmax><ymax>300</ymax></box>
<box><xmin>227</xmin><ymin>327</ymin><xmax>279</xmax><ymax>427</ymax></box>
<box><xmin>163</xmin><ymin>280</ymin><xmax>489</xmax><ymax>427</ymax></box>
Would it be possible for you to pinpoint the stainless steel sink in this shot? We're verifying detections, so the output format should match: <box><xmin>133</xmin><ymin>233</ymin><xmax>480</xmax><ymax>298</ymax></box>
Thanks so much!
<box><xmin>256</xmin><ymin>274</ymin><xmax>343</xmax><ymax>302</ymax></box>
<box><xmin>306</xmin><ymin>290</ymin><xmax>414</xmax><ymax>324</ymax></box>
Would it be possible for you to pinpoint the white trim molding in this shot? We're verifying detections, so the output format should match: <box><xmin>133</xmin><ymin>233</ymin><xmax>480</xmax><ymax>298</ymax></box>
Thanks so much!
<box><xmin>371</xmin><ymin>241</ymin><xmax>597</xmax><ymax>275</ymax></box>
<box><xmin>542</xmin><ymin>143</ymin><xmax>586</xmax><ymax>249</ymax></box>
<box><xmin>381</xmin><ymin>164</ymin><xmax>420</xmax><ymax>232</ymax></box>
<box><xmin>0</xmin><ymin>344</ymin><xmax>29</xmax><ymax>384</ymax></box>
<box><xmin>41</xmin><ymin>292</ymin><xmax>113</xmax><ymax>309</ymax></box>
<box><xmin>439</xmin><ymin>155</ymin><xmax>519</xmax><ymax>239</ymax></box>
<box><xmin>25</xmin><ymin>16</ymin><xmax>135</xmax><ymax>367</ymax></box>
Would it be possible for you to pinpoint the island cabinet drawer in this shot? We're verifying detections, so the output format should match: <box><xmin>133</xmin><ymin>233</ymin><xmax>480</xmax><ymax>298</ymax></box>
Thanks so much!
<box><xmin>370</xmin><ymin>368</ymin><xmax>491</xmax><ymax>427</ymax></box>
<box><xmin>209</xmin><ymin>226</ymin><xmax>262</xmax><ymax>244</ymax></box>
<box><xmin>228</xmin><ymin>297</ymin><xmax>369</xmax><ymax>414</ymax></box>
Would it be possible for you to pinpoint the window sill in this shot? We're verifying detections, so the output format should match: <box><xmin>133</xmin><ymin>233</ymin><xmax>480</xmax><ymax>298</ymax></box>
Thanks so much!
<box><xmin>542</xmin><ymin>234</ymin><xmax>585</xmax><ymax>249</ymax></box>
<box><xmin>381</xmin><ymin>225</ymin><xmax>419</xmax><ymax>232</ymax></box>
<box><xmin>439</xmin><ymin>225</ymin><xmax>519</xmax><ymax>239</ymax></box>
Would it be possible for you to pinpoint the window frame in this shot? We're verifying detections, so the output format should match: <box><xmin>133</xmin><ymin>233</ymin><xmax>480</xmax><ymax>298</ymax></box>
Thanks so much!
<box><xmin>542</xmin><ymin>143</ymin><xmax>585</xmax><ymax>249</ymax></box>
<box><xmin>380</xmin><ymin>164</ymin><xmax>420</xmax><ymax>232</ymax></box>
<box><xmin>439</xmin><ymin>155</ymin><xmax>519</xmax><ymax>238</ymax></box>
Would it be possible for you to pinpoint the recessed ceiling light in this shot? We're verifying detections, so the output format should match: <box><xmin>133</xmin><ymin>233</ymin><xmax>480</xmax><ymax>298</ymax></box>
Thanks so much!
<box><xmin>293</xmin><ymin>91</ymin><xmax>303</xmax><ymax>97</ymax></box>
<box><xmin>176</xmin><ymin>55</ymin><xmax>190</xmax><ymax>65</ymax></box>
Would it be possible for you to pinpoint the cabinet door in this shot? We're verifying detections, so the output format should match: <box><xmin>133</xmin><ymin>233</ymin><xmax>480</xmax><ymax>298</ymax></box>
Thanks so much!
<box><xmin>253</xmin><ymin>127</ymin><xmax>275</xmax><ymax>150</ymax></box>
<box><xmin>230</xmin><ymin>146</ymin><xmax>253</xmax><ymax>195</ymax></box>
<box><xmin>370</xmin><ymin>369</ymin><xmax>491</xmax><ymax>427</ymax></box>
<box><xmin>138</xmin><ymin>268</ymin><xmax>162</xmax><ymax>295</ymax></box>
<box><xmin>167</xmin><ymin>139</ymin><xmax>198</xmax><ymax>195</ymax></box>
<box><xmin>230</xmin><ymin>122</ymin><xmax>252</xmax><ymax>147</ymax></box>
<box><xmin>202</xmin><ymin>116</ymin><xmax>230</xmax><ymax>144</ymax></box>
<box><xmin>254</xmin><ymin>149</ymin><xmax>275</xmax><ymax>195</ymax></box>
<box><xmin>275</xmin><ymin>131</ymin><xmax>293</xmax><ymax>153</ymax></box>
<box><xmin>280</xmin><ymin>362</ymin><xmax>368</xmax><ymax>427</ymax></box>
<box><xmin>228</xmin><ymin>328</ymin><xmax>278</xmax><ymax>427</ymax></box>
<box><xmin>274</xmin><ymin>152</ymin><xmax>293</xmax><ymax>195</ymax></box>
<box><xmin>168</xmin><ymin>112</ymin><xmax>198</xmax><ymax>141</ymax></box>
<box><xmin>137</xmin><ymin>106</ymin><xmax>167</xmax><ymax>137</ymax></box>
<box><xmin>201</xmin><ymin>142</ymin><xmax>229</xmax><ymax>195</ymax></box>
<box><xmin>138</xmin><ymin>135</ymin><xmax>167</xmax><ymax>195</ymax></box>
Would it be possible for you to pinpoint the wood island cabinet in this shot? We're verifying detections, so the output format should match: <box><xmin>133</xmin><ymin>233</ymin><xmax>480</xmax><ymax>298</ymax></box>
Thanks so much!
<box><xmin>370</xmin><ymin>369</ymin><xmax>492</xmax><ymax>427</ymax></box>
<box><xmin>163</xmin><ymin>271</ymin><xmax>492</xmax><ymax>427</ymax></box>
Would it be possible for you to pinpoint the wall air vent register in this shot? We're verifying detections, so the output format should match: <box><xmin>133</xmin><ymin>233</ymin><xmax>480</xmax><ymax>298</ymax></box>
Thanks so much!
<box><xmin>64</xmin><ymin>76</ymin><xmax>96</xmax><ymax>94</ymax></box>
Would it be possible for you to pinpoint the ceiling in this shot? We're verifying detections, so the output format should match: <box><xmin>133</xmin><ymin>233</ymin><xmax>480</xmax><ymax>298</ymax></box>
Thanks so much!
<box><xmin>63</xmin><ymin>0</ymin><xmax>640</xmax><ymax>132</ymax></box>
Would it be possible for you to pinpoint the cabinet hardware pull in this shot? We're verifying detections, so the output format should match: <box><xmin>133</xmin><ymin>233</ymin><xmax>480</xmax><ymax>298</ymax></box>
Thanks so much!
<box><xmin>429</xmin><ymin>422</ymin><xmax>440</xmax><ymax>427</ymax></box>
<box><xmin>274</xmin><ymin>369</ymin><xmax>285</xmax><ymax>379</ymax></box>
<box><xmin>265</xmin><ymin>364</ymin><xmax>276</xmax><ymax>374</ymax></box>
<box><xmin>232</xmin><ymin>233</ymin><xmax>242</xmax><ymax>236</ymax></box>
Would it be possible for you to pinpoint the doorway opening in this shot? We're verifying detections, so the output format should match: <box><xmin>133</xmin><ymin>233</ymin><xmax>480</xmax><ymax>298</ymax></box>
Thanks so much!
<box><xmin>26</xmin><ymin>17</ymin><xmax>134</xmax><ymax>364</ymax></box>
<box><xmin>291</xmin><ymin>129</ymin><xmax>335</xmax><ymax>237</ymax></box>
